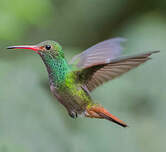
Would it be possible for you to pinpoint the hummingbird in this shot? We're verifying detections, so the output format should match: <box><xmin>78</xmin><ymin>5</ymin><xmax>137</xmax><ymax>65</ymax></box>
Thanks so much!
<box><xmin>7</xmin><ymin>38</ymin><xmax>159</xmax><ymax>127</ymax></box>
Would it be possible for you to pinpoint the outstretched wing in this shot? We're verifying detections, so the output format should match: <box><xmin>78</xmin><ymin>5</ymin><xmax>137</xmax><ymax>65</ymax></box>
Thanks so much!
<box><xmin>69</xmin><ymin>38</ymin><xmax>126</xmax><ymax>69</ymax></box>
<box><xmin>76</xmin><ymin>51</ymin><xmax>159</xmax><ymax>92</ymax></box>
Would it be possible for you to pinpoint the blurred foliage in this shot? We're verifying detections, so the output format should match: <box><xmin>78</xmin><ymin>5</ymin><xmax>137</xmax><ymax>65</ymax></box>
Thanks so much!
<box><xmin>0</xmin><ymin>0</ymin><xmax>165</xmax><ymax>152</ymax></box>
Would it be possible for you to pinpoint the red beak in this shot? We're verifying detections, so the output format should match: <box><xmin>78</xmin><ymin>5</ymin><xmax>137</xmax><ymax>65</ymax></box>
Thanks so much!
<box><xmin>7</xmin><ymin>45</ymin><xmax>40</xmax><ymax>52</ymax></box>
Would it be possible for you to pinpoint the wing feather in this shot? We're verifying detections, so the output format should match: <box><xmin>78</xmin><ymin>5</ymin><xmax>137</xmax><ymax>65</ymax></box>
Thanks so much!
<box><xmin>69</xmin><ymin>38</ymin><xmax>126</xmax><ymax>68</ymax></box>
<box><xmin>77</xmin><ymin>51</ymin><xmax>159</xmax><ymax>91</ymax></box>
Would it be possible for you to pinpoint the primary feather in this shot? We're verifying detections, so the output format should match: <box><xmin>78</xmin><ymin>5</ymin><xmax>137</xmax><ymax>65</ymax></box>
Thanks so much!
<box><xmin>76</xmin><ymin>51</ymin><xmax>159</xmax><ymax>91</ymax></box>
<box><xmin>69</xmin><ymin>38</ymin><xmax>126</xmax><ymax>69</ymax></box>
<box><xmin>70</xmin><ymin>38</ymin><xmax>159</xmax><ymax>91</ymax></box>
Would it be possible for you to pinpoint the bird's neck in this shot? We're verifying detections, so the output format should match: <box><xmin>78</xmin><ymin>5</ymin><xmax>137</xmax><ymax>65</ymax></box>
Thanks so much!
<box><xmin>39</xmin><ymin>52</ymin><xmax>70</xmax><ymax>87</ymax></box>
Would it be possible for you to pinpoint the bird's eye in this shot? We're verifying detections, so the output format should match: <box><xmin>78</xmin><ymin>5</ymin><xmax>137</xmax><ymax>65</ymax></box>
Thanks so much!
<box><xmin>45</xmin><ymin>45</ymin><xmax>51</xmax><ymax>50</ymax></box>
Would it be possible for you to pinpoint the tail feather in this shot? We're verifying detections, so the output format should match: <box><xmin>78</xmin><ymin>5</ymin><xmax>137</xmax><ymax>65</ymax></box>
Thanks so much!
<box><xmin>85</xmin><ymin>105</ymin><xmax>128</xmax><ymax>127</ymax></box>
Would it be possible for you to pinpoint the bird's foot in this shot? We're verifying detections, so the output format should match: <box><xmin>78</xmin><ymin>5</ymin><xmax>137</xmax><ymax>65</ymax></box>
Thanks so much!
<box><xmin>69</xmin><ymin>111</ymin><xmax>78</xmax><ymax>119</ymax></box>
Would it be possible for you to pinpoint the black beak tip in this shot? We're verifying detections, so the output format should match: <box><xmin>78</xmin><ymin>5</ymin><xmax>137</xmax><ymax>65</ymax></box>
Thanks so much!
<box><xmin>7</xmin><ymin>46</ymin><xmax>14</xmax><ymax>49</ymax></box>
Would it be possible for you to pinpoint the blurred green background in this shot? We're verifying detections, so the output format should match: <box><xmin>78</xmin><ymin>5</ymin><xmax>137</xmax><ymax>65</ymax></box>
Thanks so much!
<box><xmin>0</xmin><ymin>0</ymin><xmax>165</xmax><ymax>152</ymax></box>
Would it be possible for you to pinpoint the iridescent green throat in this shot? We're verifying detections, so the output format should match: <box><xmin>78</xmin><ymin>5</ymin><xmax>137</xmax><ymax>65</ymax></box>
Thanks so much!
<box><xmin>39</xmin><ymin>51</ymin><xmax>70</xmax><ymax>87</ymax></box>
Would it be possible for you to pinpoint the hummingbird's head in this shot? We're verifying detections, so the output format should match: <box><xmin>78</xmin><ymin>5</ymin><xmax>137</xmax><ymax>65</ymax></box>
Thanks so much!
<box><xmin>7</xmin><ymin>40</ymin><xmax>64</xmax><ymax>58</ymax></box>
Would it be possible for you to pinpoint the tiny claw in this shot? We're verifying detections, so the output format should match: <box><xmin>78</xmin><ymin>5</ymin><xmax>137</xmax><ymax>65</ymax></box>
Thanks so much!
<box><xmin>69</xmin><ymin>111</ymin><xmax>77</xmax><ymax>119</ymax></box>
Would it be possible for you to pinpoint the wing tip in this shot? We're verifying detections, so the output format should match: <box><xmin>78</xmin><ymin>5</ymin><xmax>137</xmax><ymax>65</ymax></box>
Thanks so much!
<box><xmin>144</xmin><ymin>50</ymin><xmax>160</xmax><ymax>58</ymax></box>
<box><xmin>149</xmin><ymin>50</ymin><xmax>160</xmax><ymax>55</ymax></box>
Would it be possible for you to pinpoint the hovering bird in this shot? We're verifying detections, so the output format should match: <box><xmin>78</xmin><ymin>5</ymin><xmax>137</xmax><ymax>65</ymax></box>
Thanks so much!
<box><xmin>7</xmin><ymin>38</ymin><xmax>159</xmax><ymax>127</ymax></box>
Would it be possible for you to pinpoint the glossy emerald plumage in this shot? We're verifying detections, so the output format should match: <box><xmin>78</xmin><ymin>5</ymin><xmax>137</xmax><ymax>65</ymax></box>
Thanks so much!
<box><xmin>36</xmin><ymin>41</ymin><xmax>93</xmax><ymax>117</ymax></box>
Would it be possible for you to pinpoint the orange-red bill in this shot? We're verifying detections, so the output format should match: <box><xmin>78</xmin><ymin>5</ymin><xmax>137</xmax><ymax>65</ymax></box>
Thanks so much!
<box><xmin>7</xmin><ymin>45</ymin><xmax>40</xmax><ymax>52</ymax></box>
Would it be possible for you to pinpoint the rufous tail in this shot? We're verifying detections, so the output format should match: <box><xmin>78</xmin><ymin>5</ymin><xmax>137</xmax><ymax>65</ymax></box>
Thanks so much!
<box><xmin>85</xmin><ymin>105</ymin><xmax>128</xmax><ymax>127</ymax></box>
